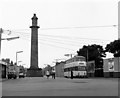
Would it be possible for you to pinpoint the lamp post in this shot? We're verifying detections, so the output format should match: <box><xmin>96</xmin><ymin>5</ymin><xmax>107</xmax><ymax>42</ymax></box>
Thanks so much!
<box><xmin>22</xmin><ymin>64</ymin><xmax>26</xmax><ymax>66</ymax></box>
<box><xmin>18</xmin><ymin>61</ymin><xmax>22</xmax><ymax>66</ymax></box>
<box><xmin>0</xmin><ymin>28</ymin><xmax>19</xmax><ymax>59</ymax></box>
<box><xmin>16</xmin><ymin>51</ymin><xmax>23</xmax><ymax>66</ymax></box>
<box><xmin>86</xmin><ymin>49</ymin><xmax>89</xmax><ymax>65</ymax></box>
<box><xmin>0</xmin><ymin>28</ymin><xmax>3</xmax><ymax>56</ymax></box>
<box><xmin>64</xmin><ymin>54</ymin><xmax>73</xmax><ymax>58</ymax></box>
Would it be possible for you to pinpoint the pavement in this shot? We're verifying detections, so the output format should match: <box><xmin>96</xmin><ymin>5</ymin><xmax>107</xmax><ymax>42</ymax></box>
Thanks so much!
<box><xmin>0</xmin><ymin>78</ymin><xmax>8</xmax><ymax>82</ymax></box>
<box><xmin>0</xmin><ymin>78</ymin><xmax>2</xmax><ymax>82</ymax></box>
<box><xmin>2</xmin><ymin>77</ymin><xmax>119</xmax><ymax>96</ymax></box>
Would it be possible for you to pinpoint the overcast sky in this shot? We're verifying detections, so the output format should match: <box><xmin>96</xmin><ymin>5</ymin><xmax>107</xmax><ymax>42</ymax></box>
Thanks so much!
<box><xmin>0</xmin><ymin>0</ymin><xmax>119</xmax><ymax>68</ymax></box>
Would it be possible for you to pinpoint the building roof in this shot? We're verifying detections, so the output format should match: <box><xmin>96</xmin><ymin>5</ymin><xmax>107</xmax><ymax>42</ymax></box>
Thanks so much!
<box><xmin>55</xmin><ymin>61</ymin><xmax>66</xmax><ymax>66</ymax></box>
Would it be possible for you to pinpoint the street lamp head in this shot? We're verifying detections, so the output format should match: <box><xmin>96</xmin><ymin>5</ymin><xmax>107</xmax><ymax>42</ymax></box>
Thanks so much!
<box><xmin>7</xmin><ymin>36</ymin><xmax>19</xmax><ymax>41</ymax></box>
<box><xmin>64</xmin><ymin>54</ymin><xmax>70</xmax><ymax>57</ymax></box>
<box><xmin>18</xmin><ymin>61</ymin><xmax>22</xmax><ymax>63</ymax></box>
<box><xmin>22</xmin><ymin>64</ymin><xmax>26</xmax><ymax>66</ymax></box>
<box><xmin>17</xmin><ymin>51</ymin><xmax>23</xmax><ymax>53</ymax></box>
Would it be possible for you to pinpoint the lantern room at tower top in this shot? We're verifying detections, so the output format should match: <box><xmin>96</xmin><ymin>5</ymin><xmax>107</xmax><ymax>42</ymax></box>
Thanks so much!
<box><xmin>30</xmin><ymin>14</ymin><xmax>39</xmax><ymax>28</ymax></box>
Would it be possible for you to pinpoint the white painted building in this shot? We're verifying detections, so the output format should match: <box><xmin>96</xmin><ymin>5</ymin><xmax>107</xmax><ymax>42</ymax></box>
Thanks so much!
<box><xmin>103</xmin><ymin>57</ymin><xmax>120</xmax><ymax>78</ymax></box>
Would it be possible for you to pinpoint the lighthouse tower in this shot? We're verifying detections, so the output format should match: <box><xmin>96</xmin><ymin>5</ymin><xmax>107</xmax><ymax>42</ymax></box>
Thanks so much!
<box><xmin>27</xmin><ymin>14</ymin><xmax>42</xmax><ymax>77</ymax></box>
<box><xmin>118</xmin><ymin>1</ymin><xmax>120</xmax><ymax>40</ymax></box>
<box><xmin>30</xmin><ymin>14</ymin><xmax>39</xmax><ymax>69</ymax></box>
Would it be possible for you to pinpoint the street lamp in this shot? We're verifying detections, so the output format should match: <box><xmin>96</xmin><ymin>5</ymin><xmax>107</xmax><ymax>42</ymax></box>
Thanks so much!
<box><xmin>22</xmin><ymin>64</ymin><xmax>26</xmax><ymax>66</ymax></box>
<box><xmin>18</xmin><ymin>61</ymin><xmax>22</xmax><ymax>66</ymax></box>
<box><xmin>64</xmin><ymin>53</ymin><xmax>76</xmax><ymax>58</ymax></box>
<box><xmin>20</xmin><ymin>64</ymin><xmax>26</xmax><ymax>68</ymax></box>
<box><xmin>16</xmin><ymin>51</ymin><xmax>23</xmax><ymax>66</ymax></box>
<box><xmin>64</xmin><ymin>54</ymin><xmax>73</xmax><ymax>58</ymax></box>
<box><xmin>2</xmin><ymin>37</ymin><xmax>20</xmax><ymax>41</ymax></box>
<box><xmin>0</xmin><ymin>28</ymin><xmax>19</xmax><ymax>58</ymax></box>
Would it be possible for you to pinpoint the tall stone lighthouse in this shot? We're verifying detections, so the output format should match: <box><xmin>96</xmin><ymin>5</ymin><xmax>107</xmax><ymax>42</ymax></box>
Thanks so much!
<box><xmin>27</xmin><ymin>14</ymin><xmax>42</xmax><ymax>77</ymax></box>
<box><xmin>118</xmin><ymin>1</ymin><xmax>120</xmax><ymax>40</ymax></box>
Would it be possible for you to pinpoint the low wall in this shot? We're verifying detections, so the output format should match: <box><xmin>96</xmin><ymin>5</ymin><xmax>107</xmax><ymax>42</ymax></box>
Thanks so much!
<box><xmin>104</xmin><ymin>72</ymin><xmax>120</xmax><ymax>78</ymax></box>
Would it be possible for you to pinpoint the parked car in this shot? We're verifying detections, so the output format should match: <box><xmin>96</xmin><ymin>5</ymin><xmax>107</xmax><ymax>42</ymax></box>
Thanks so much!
<box><xmin>19</xmin><ymin>72</ymin><xmax>25</xmax><ymax>78</ymax></box>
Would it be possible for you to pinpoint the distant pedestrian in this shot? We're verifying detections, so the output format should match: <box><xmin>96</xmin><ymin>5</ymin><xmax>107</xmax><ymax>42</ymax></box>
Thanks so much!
<box><xmin>46</xmin><ymin>71</ymin><xmax>50</xmax><ymax>79</ymax></box>
<box><xmin>52</xmin><ymin>69</ymin><xmax>56</xmax><ymax>79</ymax></box>
<box><xmin>71</xmin><ymin>70</ymin><xmax>73</xmax><ymax>79</ymax></box>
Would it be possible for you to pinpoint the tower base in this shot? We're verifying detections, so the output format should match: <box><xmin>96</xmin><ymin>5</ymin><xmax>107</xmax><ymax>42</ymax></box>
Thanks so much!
<box><xmin>27</xmin><ymin>68</ymin><xmax>43</xmax><ymax>77</ymax></box>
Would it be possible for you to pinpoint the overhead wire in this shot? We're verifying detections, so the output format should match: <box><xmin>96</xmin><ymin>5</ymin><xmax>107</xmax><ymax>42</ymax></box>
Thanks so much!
<box><xmin>39</xmin><ymin>37</ymin><xmax>106</xmax><ymax>46</ymax></box>
<box><xmin>41</xmin><ymin>25</ymin><xmax>117</xmax><ymax>30</ymax></box>
<box><xmin>37</xmin><ymin>25</ymin><xmax>118</xmax><ymax>30</ymax></box>
<box><xmin>9</xmin><ymin>24</ymin><xmax>116</xmax><ymax>48</ymax></box>
<box><xmin>10</xmin><ymin>30</ymin><xmax>110</xmax><ymax>47</ymax></box>
<box><xmin>39</xmin><ymin>41</ymin><xmax>75</xmax><ymax>51</ymax></box>
<box><xmin>9</xmin><ymin>24</ymin><xmax>118</xmax><ymax>31</ymax></box>
<box><xmin>11</xmin><ymin>31</ymin><xmax>107</xmax><ymax>46</ymax></box>
<box><xmin>39</xmin><ymin>34</ymin><xmax>110</xmax><ymax>43</ymax></box>
<box><xmin>10</xmin><ymin>31</ymin><xmax>77</xmax><ymax>50</ymax></box>
<box><xmin>19</xmin><ymin>36</ymin><xmax>76</xmax><ymax>51</ymax></box>
<box><xmin>39</xmin><ymin>38</ymin><xmax>82</xmax><ymax>47</ymax></box>
<box><xmin>19</xmin><ymin>35</ymin><xmax>81</xmax><ymax>48</ymax></box>
<box><xmin>10</xmin><ymin>30</ymin><xmax>110</xmax><ymax>42</ymax></box>
<box><xmin>16</xmin><ymin>35</ymin><xmax>108</xmax><ymax>52</ymax></box>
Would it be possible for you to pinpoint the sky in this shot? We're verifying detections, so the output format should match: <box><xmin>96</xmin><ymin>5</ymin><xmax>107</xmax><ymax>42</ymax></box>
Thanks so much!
<box><xmin>0</xmin><ymin>0</ymin><xmax>119</xmax><ymax>68</ymax></box>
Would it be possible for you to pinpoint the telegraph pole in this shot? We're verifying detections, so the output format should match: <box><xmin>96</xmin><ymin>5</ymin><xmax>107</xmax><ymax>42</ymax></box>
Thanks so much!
<box><xmin>86</xmin><ymin>49</ymin><xmax>89</xmax><ymax>65</ymax></box>
<box><xmin>0</xmin><ymin>28</ymin><xmax>3</xmax><ymax>79</ymax></box>
<box><xmin>0</xmin><ymin>28</ymin><xmax>3</xmax><ymax>57</ymax></box>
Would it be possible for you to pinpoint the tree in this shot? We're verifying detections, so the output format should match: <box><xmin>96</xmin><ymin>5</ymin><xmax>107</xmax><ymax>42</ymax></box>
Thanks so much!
<box><xmin>77</xmin><ymin>44</ymin><xmax>106</xmax><ymax>62</ymax></box>
<box><xmin>105</xmin><ymin>39</ymin><xmax>120</xmax><ymax>57</ymax></box>
<box><xmin>6</xmin><ymin>58</ymin><xmax>10</xmax><ymax>63</ymax></box>
<box><xmin>2</xmin><ymin>58</ymin><xmax>10</xmax><ymax>64</ymax></box>
<box><xmin>77</xmin><ymin>44</ymin><xmax>106</xmax><ymax>77</ymax></box>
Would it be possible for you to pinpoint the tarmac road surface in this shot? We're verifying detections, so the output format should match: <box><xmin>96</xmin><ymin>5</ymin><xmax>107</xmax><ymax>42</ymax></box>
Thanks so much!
<box><xmin>2</xmin><ymin>76</ymin><xmax>118</xmax><ymax>96</ymax></box>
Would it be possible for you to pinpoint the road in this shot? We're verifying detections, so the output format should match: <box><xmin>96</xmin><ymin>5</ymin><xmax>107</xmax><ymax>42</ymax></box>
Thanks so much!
<box><xmin>2</xmin><ymin>76</ymin><xmax>118</xmax><ymax>96</ymax></box>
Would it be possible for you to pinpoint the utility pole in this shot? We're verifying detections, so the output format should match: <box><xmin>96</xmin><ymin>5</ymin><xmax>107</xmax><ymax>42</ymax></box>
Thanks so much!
<box><xmin>16</xmin><ymin>51</ymin><xmax>23</xmax><ymax>66</ymax></box>
<box><xmin>0</xmin><ymin>28</ymin><xmax>3</xmax><ymax>79</ymax></box>
<box><xmin>86</xmin><ymin>49</ymin><xmax>89</xmax><ymax>65</ymax></box>
<box><xmin>0</xmin><ymin>28</ymin><xmax>3</xmax><ymax>57</ymax></box>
